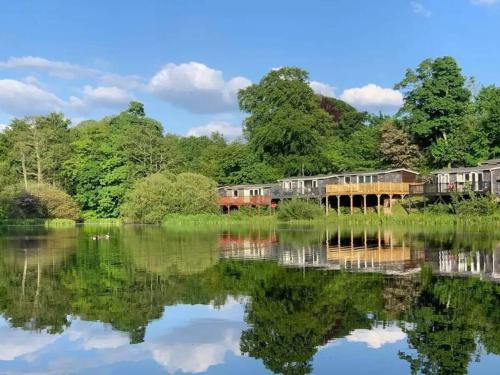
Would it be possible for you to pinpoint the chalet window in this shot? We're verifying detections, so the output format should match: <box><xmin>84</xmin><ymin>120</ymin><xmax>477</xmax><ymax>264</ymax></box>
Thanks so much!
<box><xmin>233</xmin><ymin>190</ymin><xmax>238</xmax><ymax>197</ymax></box>
<box><xmin>312</xmin><ymin>180</ymin><xmax>318</xmax><ymax>188</ymax></box>
<box><xmin>359</xmin><ymin>176</ymin><xmax>364</xmax><ymax>183</ymax></box>
<box><xmin>373</xmin><ymin>175</ymin><xmax>378</xmax><ymax>182</ymax></box>
<box><xmin>345</xmin><ymin>176</ymin><xmax>351</xmax><ymax>184</ymax></box>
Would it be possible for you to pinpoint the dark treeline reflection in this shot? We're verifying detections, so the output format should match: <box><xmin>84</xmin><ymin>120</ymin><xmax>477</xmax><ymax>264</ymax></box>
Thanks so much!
<box><xmin>0</xmin><ymin>225</ymin><xmax>499</xmax><ymax>374</ymax></box>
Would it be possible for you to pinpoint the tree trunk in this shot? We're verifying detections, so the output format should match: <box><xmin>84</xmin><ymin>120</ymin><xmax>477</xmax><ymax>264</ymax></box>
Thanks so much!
<box><xmin>21</xmin><ymin>152</ymin><xmax>28</xmax><ymax>189</ymax></box>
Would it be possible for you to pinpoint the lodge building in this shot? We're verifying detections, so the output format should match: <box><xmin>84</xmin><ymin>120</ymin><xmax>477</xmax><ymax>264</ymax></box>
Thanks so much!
<box><xmin>217</xmin><ymin>160</ymin><xmax>500</xmax><ymax>214</ymax></box>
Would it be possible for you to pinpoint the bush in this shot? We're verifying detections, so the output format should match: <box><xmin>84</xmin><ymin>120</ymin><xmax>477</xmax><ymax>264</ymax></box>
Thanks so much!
<box><xmin>0</xmin><ymin>183</ymin><xmax>80</xmax><ymax>220</ymax></box>
<box><xmin>277</xmin><ymin>199</ymin><xmax>323</xmax><ymax>221</ymax></box>
<box><xmin>425</xmin><ymin>203</ymin><xmax>453</xmax><ymax>215</ymax></box>
<box><xmin>121</xmin><ymin>172</ymin><xmax>219</xmax><ymax>223</ymax></box>
<box><xmin>451</xmin><ymin>192</ymin><xmax>497</xmax><ymax>217</ymax></box>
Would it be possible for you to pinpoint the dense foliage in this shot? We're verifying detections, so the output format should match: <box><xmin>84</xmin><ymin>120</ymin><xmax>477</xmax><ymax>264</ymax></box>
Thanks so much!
<box><xmin>121</xmin><ymin>172</ymin><xmax>219</xmax><ymax>223</ymax></box>
<box><xmin>0</xmin><ymin>57</ymin><xmax>498</xmax><ymax>219</ymax></box>
<box><xmin>277</xmin><ymin>199</ymin><xmax>324</xmax><ymax>221</ymax></box>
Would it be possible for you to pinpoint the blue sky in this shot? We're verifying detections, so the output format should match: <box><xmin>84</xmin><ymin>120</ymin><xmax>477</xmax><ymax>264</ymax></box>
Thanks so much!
<box><xmin>0</xmin><ymin>0</ymin><xmax>499</xmax><ymax>138</ymax></box>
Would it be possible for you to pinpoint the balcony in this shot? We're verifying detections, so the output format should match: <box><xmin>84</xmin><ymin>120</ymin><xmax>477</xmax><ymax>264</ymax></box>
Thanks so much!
<box><xmin>409</xmin><ymin>182</ymin><xmax>491</xmax><ymax>195</ymax></box>
<box><xmin>325</xmin><ymin>182</ymin><xmax>411</xmax><ymax>196</ymax></box>
<box><xmin>218</xmin><ymin>195</ymin><xmax>272</xmax><ymax>206</ymax></box>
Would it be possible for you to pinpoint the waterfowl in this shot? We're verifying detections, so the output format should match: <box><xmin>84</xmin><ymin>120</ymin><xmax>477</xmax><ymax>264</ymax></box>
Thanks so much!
<box><xmin>91</xmin><ymin>234</ymin><xmax>110</xmax><ymax>241</ymax></box>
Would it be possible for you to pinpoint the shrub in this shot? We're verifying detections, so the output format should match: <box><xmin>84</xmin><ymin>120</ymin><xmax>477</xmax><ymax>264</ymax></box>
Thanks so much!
<box><xmin>0</xmin><ymin>183</ymin><xmax>80</xmax><ymax>220</ymax></box>
<box><xmin>451</xmin><ymin>192</ymin><xmax>497</xmax><ymax>217</ymax></box>
<box><xmin>277</xmin><ymin>199</ymin><xmax>323</xmax><ymax>221</ymax></box>
<box><xmin>121</xmin><ymin>172</ymin><xmax>219</xmax><ymax>223</ymax></box>
<box><xmin>425</xmin><ymin>203</ymin><xmax>453</xmax><ymax>215</ymax></box>
<box><xmin>27</xmin><ymin>184</ymin><xmax>81</xmax><ymax>220</ymax></box>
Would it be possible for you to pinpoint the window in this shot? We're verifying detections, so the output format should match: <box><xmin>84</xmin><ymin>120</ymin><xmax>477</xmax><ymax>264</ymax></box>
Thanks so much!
<box><xmin>312</xmin><ymin>180</ymin><xmax>318</xmax><ymax>188</ymax></box>
<box><xmin>233</xmin><ymin>190</ymin><xmax>238</xmax><ymax>197</ymax></box>
<box><xmin>372</xmin><ymin>175</ymin><xmax>378</xmax><ymax>183</ymax></box>
<box><xmin>345</xmin><ymin>176</ymin><xmax>351</xmax><ymax>184</ymax></box>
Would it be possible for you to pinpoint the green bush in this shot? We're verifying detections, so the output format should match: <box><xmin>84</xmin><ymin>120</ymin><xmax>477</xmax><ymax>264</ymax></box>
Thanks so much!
<box><xmin>0</xmin><ymin>183</ymin><xmax>80</xmax><ymax>220</ymax></box>
<box><xmin>277</xmin><ymin>199</ymin><xmax>323</xmax><ymax>221</ymax></box>
<box><xmin>451</xmin><ymin>192</ymin><xmax>497</xmax><ymax>217</ymax></box>
<box><xmin>121</xmin><ymin>172</ymin><xmax>219</xmax><ymax>223</ymax></box>
<box><xmin>425</xmin><ymin>203</ymin><xmax>453</xmax><ymax>215</ymax></box>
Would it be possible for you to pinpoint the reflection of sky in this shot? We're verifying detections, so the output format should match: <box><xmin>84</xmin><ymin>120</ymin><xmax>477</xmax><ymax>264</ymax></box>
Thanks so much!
<box><xmin>0</xmin><ymin>297</ymin><xmax>267</xmax><ymax>374</ymax></box>
<box><xmin>1</xmin><ymin>308</ymin><xmax>498</xmax><ymax>374</ymax></box>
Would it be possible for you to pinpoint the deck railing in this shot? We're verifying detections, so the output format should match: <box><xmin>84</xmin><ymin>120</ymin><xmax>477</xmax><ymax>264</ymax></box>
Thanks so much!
<box><xmin>218</xmin><ymin>196</ymin><xmax>272</xmax><ymax>206</ymax></box>
<box><xmin>325</xmin><ymin>182</ymin><xmax>411</xmax><ymax>196</ymax></box>
<box><xmin>409</xmin><ymin>182</ymin><xmax>491</xmax><ymax>195</ymax></box>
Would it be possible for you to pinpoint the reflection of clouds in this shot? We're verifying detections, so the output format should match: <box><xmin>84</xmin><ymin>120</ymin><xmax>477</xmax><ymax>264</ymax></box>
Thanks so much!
<box><xmin>67</xmin><ymin>320</ymin><xmax>129</xmax><ymax>350</ymax></box>
<box><xmin>345</xmin><ymin>326</ymin><xmax>406</xmax><ymax>349</ymax></box>
<box><xmin>0</xmin><ymin>325</ymin><xmax>59</xmax><ymax>360</ymax></box>
<box><xmin>0</xmin><ymin>300</ymin><xmax>246</xmax><ymax>374</ymax></box>
<box><xmin>151</xmin><ymin>319</ymin><xmax>242</xmax><ymax>373</ymax></box>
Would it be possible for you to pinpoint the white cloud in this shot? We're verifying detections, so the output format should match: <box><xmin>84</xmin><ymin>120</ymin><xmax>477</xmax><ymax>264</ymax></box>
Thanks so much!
<box><xmin>82</xmin><ymin>85</ymin><xmax>132</xmax><ymax>106</ymax></box>
<box><xmin>0</xmin><ymin>79</ymin><xmax>66</xmax><ymax>116</ymax></box>
<box><xmin>471</xmin><ymin>0</ymin><xmax>498</xmax><ymax>5</ymax></box>
<box><xmin>0</xmin><ymin>123</ymin><xmax>8</xmax><ymax>132</ymax></box>
<box><xmin>340</xmin><ymin>83</ymin><xmax>403</xmax><ymax>111</ymax></box>
<box><xmin>148</xmin><ymin>62</ymin><xmax>251</xmax><ymax>113</ymax></box>
<box><xmin>67</xmin><ymin>320</ymin><xmax>129</xmax><ymax>350</ymax></box>
<box><xmin>187</xmin><ymin>121</ymin><xmax>243</xmax><ymax>140</ymax></box>
<box><xmin>0</xmin><ymin>326</ymin><xmax>59</xmax><ymax>360</ymax></box>
<box><xmin>0</xmin><ymin>56</ymin><xmax>99</xmax><ymax>79</ymax></box>
<box><xmin>411</xmin><ymin>1</ymin><xmax>432</xmax><ymax>17</ymax></box>
<box><xmin>345</xmin><ymin>326</ymin><xmax>406</xmax><ymax>349</ymax></box>
<box><xmin>309</xmin><ymin>81</ymin><xmax>335</xmax><ymax>97</ymax></box>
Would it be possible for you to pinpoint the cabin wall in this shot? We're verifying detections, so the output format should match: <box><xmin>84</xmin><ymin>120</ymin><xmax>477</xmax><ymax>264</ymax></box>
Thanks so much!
<box><xmin>492</xmin><ymin>169</ymin><xmax>500</xmax><ymax>194</ymax></box>
<box><xmin>379</xmin><ymin>172</ymin><xmax>403</xmax><ymax>183</ymax></box>
<box><xmin>401</xmin><ymin>171</ymin><xmax>418</xmax><ymax>183</ymax></box>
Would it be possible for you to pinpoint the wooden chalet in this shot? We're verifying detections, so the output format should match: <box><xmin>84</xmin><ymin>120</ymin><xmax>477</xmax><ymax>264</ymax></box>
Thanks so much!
<box><xmin>409</xmin><ymin>159</ymin><xmax>500</xmax><ymax>197</ymax></box>
<box><xmin>217</xmin><ymin>184</ymin><xmax>275</xmax><ymax>211</ymax></box>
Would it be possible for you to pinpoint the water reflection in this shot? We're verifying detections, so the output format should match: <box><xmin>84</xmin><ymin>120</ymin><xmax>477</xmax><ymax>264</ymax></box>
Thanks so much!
<box><xmin>0</xmin><ymin>224</ymin><xmax>498</xmax><ymax>374</ymax></box>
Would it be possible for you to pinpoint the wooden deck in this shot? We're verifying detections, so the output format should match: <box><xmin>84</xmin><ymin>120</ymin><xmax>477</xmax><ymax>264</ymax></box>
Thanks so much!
<box><xmin>325</xmin><ymin>182</ymin><xmax>411</xmax><ymax>196</ymax></box>
<box><xmin>218</xmin><ymin>196</ymin><xmax>272</xmax><ymax>207</ymax></box>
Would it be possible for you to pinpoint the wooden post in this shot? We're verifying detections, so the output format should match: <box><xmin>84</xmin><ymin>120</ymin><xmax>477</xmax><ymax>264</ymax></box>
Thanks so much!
<box><xmin>389</xmin><ymin>194</ymin><xmax>393</xmax><ymax>214</ymax></box>
<box><xmin>376</xmin><ymin>195</ymin><xmax>381</xmax><ymax>216</ymax></box>
<box><xmin>325</xmin><ymin>195</ymin><xmax>329</xmax><ymax>216</ymax></box>
<box><xmin>363</xmin><ymin>194</ymin><xmax>367</xmax><ymax>215</ymax></box>
<box><xmin>349</xmin><ymin>195</ymin><xmax>353</xmax><ymax>215</ymax></box>
<box><xmin>336</xmin><ymin>195</ymin><xmax>340</xmax><ymax>216</ymax></box>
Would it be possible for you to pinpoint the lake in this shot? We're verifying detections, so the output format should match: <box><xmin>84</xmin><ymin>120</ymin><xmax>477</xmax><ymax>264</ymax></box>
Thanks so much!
<box><xmin>0</xmin><ymin>223</ymin><xmax>498</xmax><ymax>374</ymax></box>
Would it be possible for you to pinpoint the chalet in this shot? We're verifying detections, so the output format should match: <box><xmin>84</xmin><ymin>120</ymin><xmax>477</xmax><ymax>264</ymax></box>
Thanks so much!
<box><xmin>217</xmin><ymin>183</ymin><xmax>275</xmax><ymax>211</ymax></box>
<box><xmin>412</xmin><ymin>159</ymin><xmax>500</xmax><ymax>196</ymax></box>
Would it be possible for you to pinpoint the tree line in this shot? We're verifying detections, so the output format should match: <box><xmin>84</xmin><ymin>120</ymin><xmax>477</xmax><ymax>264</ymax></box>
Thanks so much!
<box><xmin>0</xmin><ymin>56</ymin><xmax>499</xmax><ymax>219</ymax></box>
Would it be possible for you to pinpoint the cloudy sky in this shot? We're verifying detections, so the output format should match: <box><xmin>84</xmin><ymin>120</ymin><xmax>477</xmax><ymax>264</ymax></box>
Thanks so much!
<box><xmin>1</xmin><ymin>0</ymin><xmax>499</xmax><ymax>139</ymax></box>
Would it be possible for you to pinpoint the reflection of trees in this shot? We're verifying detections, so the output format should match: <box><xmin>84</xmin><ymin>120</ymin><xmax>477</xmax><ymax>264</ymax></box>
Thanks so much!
<box><xmin>237</xmin><ymin>265</ymin><xmax>386</xmax><ymax>374</ymax></box>
<box><xmin>399</xmin><ymin>276</ymin><xmax>500</xmax><ymax>375</ymax></box>
<box><xmin>0</xmin><ymin>226</ymin><xmax>498</xmax><ymax>374</ymax></box>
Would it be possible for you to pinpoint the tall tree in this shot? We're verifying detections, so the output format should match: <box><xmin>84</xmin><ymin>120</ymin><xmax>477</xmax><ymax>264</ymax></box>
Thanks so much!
<box><xmin>238</xmin><ymin>67</ymin><xmax>331</xmax><ymax>174</ymax></box>
<box><xmin>475</xmin><ymin>85</ymin><xmax>500</xmax><ymax>157</ymax></box>
<box><xmin>395</xmin><ymin>56</ymin><xmax>471</xmax><ymax>166</ymax></box>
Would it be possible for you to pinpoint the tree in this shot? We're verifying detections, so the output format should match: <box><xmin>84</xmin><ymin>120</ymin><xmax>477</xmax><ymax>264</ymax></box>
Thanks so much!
<box><xmin>318</xmin><ymin>96</ymin><xmax>367</xmax><ymax>139</ymax></box>
<box><xmin>475</xmin><ymin>85</ymin><xmax>500</xmax><ymax>157</ymax></box>
<box><xmin>238</xmin><ymin>67</ymin><xmax>331</xmax><ymax>174</ymax></box>
<box><xmin>379</xmin><ymin>120</ymin><xmax>422</xmax><ymax>168</ymax></box>
<box><xmin>395</xmin><ymin>56</ymin><xmax>471</xmax><ymax>166</ymax></box>
<box><xmin>121</xmin><ymin>172</ymin><xmax>218</xmax><ymax>223</ymax></box>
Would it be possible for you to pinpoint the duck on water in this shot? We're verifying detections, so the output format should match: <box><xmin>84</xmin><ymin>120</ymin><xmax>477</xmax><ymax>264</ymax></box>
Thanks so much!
<box><xmin>91</xmin><ymin>234</ymin><xmax>110</xmax><ymax>241</ymax></box>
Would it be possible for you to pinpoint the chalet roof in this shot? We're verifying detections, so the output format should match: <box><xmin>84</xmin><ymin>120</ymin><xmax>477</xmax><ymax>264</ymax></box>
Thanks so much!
<box><xmin>218</xmin><ymin>183</ymin><xmax>274</xmax><ymax>190</ymax></box>
<box><xmin>479</xmin><ymin>159</ymin><xmax>500</xmax><ymax>166</ymax></box>
<box><xmin>432</xmin><ymin>165</ymin><xmax>500</xmax><ymax>174</ymax></box>
<box><xmin>278</xmin><ymin>168</ymin><xmax>419</xmax><ymax>182</ymax></box>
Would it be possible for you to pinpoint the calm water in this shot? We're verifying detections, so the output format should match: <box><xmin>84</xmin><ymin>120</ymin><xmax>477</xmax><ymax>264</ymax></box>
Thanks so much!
<box><xmin>0</xmin><ymin>223</ymin><xmax>498</xmax><ymax>374</ymax></box>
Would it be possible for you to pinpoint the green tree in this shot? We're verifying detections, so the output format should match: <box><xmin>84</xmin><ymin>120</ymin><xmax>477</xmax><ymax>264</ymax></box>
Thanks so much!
<box><xmin>395</xmin><ymin>57</ymin><xmax>472</xmax><ymax>166</ymax></box>
<box><xmin>238</xmin><ymin>67</ymin><xmax>331</xmax><ymax>174</ymax></box>
<box><xmin>475</xmin><ymin>85</ymin><xmax>500</xmax><ymax>157</ymax></box>
<box><xmin>318</xmin><ymin>96</ymin><xmax>367</xmax><ymax>139</ymax></box>
<box><xmin>121</xmin><ymin>172</ymin><xmax>218</xmax><ymax>223</ymax></box>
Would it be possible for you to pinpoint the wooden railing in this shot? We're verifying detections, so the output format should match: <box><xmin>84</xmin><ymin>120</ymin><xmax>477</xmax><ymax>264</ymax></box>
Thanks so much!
<box><xmin>325</xmin><ymin>182</ymin><xmax>411</xmax><ymax>196</ymax></box>
<box><xmin>218</xmin><ymin>196</ymin><xmax>272</xmax><ymax>206</ymax></box>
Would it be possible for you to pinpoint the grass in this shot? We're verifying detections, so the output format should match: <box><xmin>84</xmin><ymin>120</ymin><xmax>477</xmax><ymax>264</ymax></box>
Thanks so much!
<box><xmin>82</xmin><ymin>218</ymin><xmax>123</xmax><ymax>226</ymax></box>
<box><xmin>0</xmin><ymin>218</ymin><xmax>76</xmax><ymax>227</ymax></box>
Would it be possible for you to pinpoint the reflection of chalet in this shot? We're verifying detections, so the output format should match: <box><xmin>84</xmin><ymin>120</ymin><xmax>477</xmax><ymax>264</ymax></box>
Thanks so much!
<box><xmin>427</xmin><ymin>247</ymin><xmax>500</xmax><ymax>280</ymax></box>
<box><xmin>326</xmin><ymin>229</ymin><xmax>425</xmax><ymax>273</ymax></box>
<box><xmin>410</xmin><ymin>159</ymin><xmax>500</xmax><ymax>196</ymax></box>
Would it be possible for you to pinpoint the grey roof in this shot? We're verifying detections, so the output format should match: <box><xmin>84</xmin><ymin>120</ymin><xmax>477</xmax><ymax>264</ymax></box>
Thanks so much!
<box><xmin>479</xmin><ymin>159</ymin><xmax>500</xmax><ymax>166</ymax></box>
<box><xmin>432</xmin><ymin>165</ymin><xmax>500</xmax><ymax>174</ymax></box>
<box><xmin>218</xmin><ymin>183</ymin><xmax>275</xmax><ymax>189</ymax></box>
<box><xmin>278</xmin><ymin>168</ymin><xmax>419</xmax><ymax>182</ymax></box>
